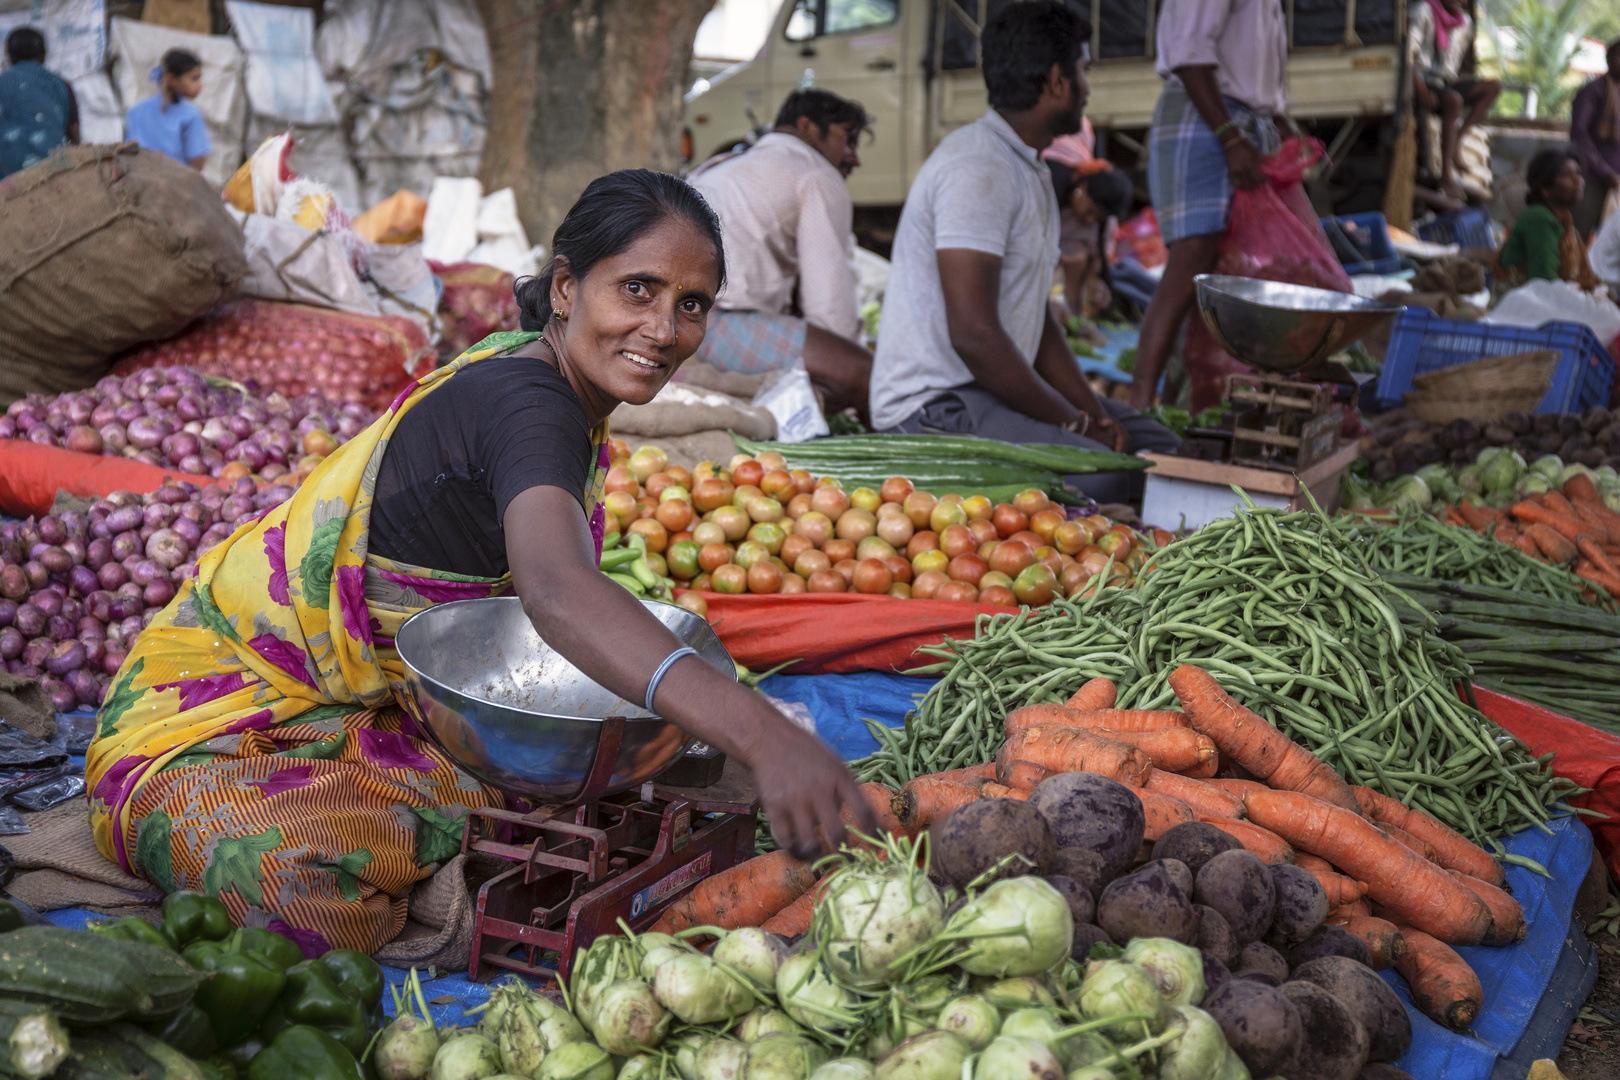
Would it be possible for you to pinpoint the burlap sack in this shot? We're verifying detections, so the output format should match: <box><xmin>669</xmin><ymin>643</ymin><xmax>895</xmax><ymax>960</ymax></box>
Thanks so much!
<box><xmin>0</xmin><ymin>673</ymin><xmax>54</xmax><ymax>742</ymax></box>
<box><xmin>375</xmin><ymin>854</ymin><xmax>474</xmax><ymax>971</ymax></box>
<box><xmin>0</xmin><ymin>144</ymin><xmax>247</xmax><ymax>403</ymax></box>
<box><xmin>4</xmin><ymin>802</ymin><xmax>164</xmax><ymax>915</ymax></box>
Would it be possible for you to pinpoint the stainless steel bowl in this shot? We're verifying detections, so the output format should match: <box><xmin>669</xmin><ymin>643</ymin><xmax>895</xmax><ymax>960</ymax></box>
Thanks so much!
<box><xmin>394</xmin><ymin>596</ymin><xmax>734</xmax><ymax>802</ymax></box>
<box><xmin>1194</xmin><ymin>274</ymin><xmax>1403</xmax><ymax>374</ymax></box>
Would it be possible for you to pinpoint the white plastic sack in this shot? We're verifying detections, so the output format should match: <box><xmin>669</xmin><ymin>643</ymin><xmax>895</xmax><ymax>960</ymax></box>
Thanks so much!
<box><xmin>315</xmin><ymin>0</ymin><xmax>491</xmax><ymax>92</ymax></box>
<box><xmin>1484</xmin><ymin>280</ymin><xmax>1620</xmax><ymax>349</ymax></box>
<box><xmin>468</xmin><ymin>188</ymin><xmax>536</xmax><ymax>278</ymax></box>
<box><xmin>752</xmin><ymin>367</ymin><xmax>828</xmax><ymax>443</ymax></box>
<box><xmin>228</xmin><ymin>207</ymin><xmax>377</xmax><ymax>315</ymax></box>
<box><xmin>225</xmin><ymin>1</ymin><xmax>338</xmax><ymax>125</ymax></box>
<box><xmin>365</xmin><ymin>242</ymin><xmax>441</xmax><ymax>342</ymax></box>
<box><xmin>421</xmin><ymin>175</ymin><xmax>482</xmax><ymax>264</ymax></box>
<box><xmin>0</xmin><ymin>0</ymin><xmax>105</xmax><ymax>82</ymax></box>
<box><xmin>68</xmin><ymin>71</ymin><xmax>123</xmax><ymax>144</ymax></box>
<box><xmin>109</xmin><ymin>16</ymin><xmax>246</xmax><ymax>186</ymax></box>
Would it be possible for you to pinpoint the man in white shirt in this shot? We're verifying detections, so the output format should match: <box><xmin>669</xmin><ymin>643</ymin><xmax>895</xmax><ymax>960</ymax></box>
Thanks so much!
<box><xmin>1592</xmin><ymin>207</ymin><xmax>1620</xmax><ymax>294</ymax></box>
<box><xmin>869</xmin><ymin>1</ymin><xmax>1175</xmax><ymax>503</ymax></box>
<box><xmin>690</xmin><ymin>90</ymin><xmax>873</xmax><ymax>418</ymax></box>
<box><xmin>1129</xmin><ymin>0</ymin><xmax>1290</xmax><ymax>412</ymax></box>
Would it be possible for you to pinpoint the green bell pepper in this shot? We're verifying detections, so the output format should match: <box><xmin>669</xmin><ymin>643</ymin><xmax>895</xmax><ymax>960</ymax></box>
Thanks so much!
<box><xmin>143</xmin><ymin>1000</ymin><xmax>218</xmax><ymax>1059</ymax></box>
<box><xmin>247</xmin><ymin>1026</ymin><xmax>362</xmax><ymax>1080</ymax></box>
<box><xmin>184</xmin><ymin>940</ymin><xmax>288</xmax><ymax>1047</ymax></box>
<box><xmin>89</xmin><ymin>915</ymin><xmax>175</xmax><ymax>950</ymax></box>
<box><xmin>258</xmin><ymin>961</ymin><xmax>370</xmax><ymax>1058</ymax></box>
<box><xmin>237</xmin><ymin>927</ymin><xmax>304</xmax><ymax>973</ymax></box>
<box><xmin>212</xmin><ymin>1036</ymin><xmax>264</xmax><ymax>1077</ymax></box>
<box><xmin>0</xmin><ymin>898</ymin><xmax>24</xmax><ymax>933</ymax></box>
<box><xmin>315</xmin><ymin>949</ymin><xmax>385</xmax><ymax>1011</ymax></box>
<box><xmin>163</xmin><ymin>890</ymin><xmax>232</xmax><ymax>947</ymax></box>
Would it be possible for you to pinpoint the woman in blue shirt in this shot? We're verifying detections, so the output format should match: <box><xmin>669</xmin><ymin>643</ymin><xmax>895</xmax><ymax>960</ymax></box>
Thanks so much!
<box><xmin>125</xmin><ymin>49</ymin><xmax>210</xmax><ymax>171</ymax></box>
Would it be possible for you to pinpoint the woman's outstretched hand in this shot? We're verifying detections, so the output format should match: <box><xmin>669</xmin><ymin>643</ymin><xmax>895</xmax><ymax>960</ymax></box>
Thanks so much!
<box><xmin>737</xmin><ymin>707</ymin><xmax>877</xmax><ymax>860</ymax></box>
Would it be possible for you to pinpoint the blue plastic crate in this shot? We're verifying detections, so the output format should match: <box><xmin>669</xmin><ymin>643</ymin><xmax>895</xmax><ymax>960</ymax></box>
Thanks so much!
<box><xmin>1418</xmin><ymin>206</ymin><xmax>1496</xmax><ymax>250</ymax></box>
<box><xmin>1374</xmin><ymin>307</ymin><xmax>1616</xmax><ymax>414</ymax></box>
<box><xmin>1320</xmin><ymin>210</ymin><xmax>1402</xmax><ymax>275</ymax></box>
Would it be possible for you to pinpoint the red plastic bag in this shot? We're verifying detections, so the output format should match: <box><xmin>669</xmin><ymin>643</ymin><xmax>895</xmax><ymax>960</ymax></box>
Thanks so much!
<box><xmin>1473</xmin><ymin>687</ymin><xmax>1620</xmax><ymax>884</ymax></box>
<box><xmin>1182</xmin><ymin>138</ymin><xmax>1353</xmax><ymax>413</ymax></box>
<box><xmin>0</xmin><ymin>440</ymin><xmax>211</xmax><ymax>517</ymax></box>
<box><xmin>112</xmin><ymin>300</ymin><xmax>429</xmax><ymax>412</ymax></box>
<box><xmin>1113</xmin><ymin>208</ymin><xmax>1167</xmax><ymax>269</ymax></box>
<box><xmin>686</xmin><ymin>592</ymin><xmax>1017</xmax><ymax>675</ymax></box>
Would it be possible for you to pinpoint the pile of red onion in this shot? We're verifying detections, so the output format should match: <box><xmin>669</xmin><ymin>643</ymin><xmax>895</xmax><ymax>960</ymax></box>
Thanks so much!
<box><xmin>0</xmin><ymin>480</ymin><xmax>295</xmax><ymax>712</ymax></box>
<box><xmin>0</xmin><ymin>367</ymin><xmax>373</xmax><ymax>485</ymax></box>
<box><xmin>110</xmin><ymin>299</ymin><xmax>425</xmax><ymax>411</ymax></box>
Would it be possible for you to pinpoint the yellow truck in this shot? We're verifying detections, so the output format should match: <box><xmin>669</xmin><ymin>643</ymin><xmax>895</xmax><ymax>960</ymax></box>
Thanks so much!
<box><xmin>683</xmin><ymin>0</ymin><xmax>1415</xmax><ymax>241</ymax></box>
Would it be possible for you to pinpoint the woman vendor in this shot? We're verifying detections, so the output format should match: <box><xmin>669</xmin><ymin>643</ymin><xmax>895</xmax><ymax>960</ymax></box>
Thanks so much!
<box><xmin>86</xmin><ymin>170</ymin><xmax>873</xmax><ymax>954</ymax></box>
<box><xmin>1498</xmin><ymin>147</ymin><xmax>1602</xmax><ymax>290</ymax></box>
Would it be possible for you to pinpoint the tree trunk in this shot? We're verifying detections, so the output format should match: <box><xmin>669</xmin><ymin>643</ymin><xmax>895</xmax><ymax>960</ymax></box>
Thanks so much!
<box><xmin>476</xmin><ymin>0</ymin><xmax>716</xmax><ymax>250</ymax></box>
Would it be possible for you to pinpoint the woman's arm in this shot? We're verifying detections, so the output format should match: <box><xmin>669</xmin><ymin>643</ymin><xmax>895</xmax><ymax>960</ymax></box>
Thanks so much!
<box><xmin>504</xmin><ymin>485</ymin><xmax>873</xmax><ymax>856</ymax></box>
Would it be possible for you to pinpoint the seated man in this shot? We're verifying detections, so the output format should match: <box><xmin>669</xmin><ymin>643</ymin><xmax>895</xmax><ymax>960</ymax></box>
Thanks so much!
<box><xmin>689</xmin><ymin>89</ymin><xmax>873</xmax><ymax>418</ymax></box>
<box><xmin>869</xmin><ymin>1</ymin><xmax>1175</xmax><ymax>504</ymax></box>
<box><xmin>1408</xmin><ymin>0</ymin><xmax>1500</xmax><ymax>203</ymax></box>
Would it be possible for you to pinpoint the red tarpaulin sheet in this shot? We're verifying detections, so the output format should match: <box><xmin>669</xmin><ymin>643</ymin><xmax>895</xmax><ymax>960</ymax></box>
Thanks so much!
<box><xmin>0</xmin><ymin>441</ymin><xmax>213</xmax><ymax>518</ymax></box>
<box><xmin>691</xmin><ymin>592</ymin><xmax>1017</xmax><ymax>674</ymax></box>
<box><xmin>1477</xmin><ymin>686</ymin><xmax>1620</xmax><ymax>883</ymax></box>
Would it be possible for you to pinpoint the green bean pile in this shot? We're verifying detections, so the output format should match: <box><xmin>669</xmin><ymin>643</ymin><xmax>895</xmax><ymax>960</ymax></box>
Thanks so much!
<box><xmin>1338</xmin><ymin>508</ymin><xmax>1614</xmax><ymax>611</ymax></box>
<box><xmin>852</xmin><ymin>501</ymin><xmax>1582</xmax><ymax>850</ymax></box>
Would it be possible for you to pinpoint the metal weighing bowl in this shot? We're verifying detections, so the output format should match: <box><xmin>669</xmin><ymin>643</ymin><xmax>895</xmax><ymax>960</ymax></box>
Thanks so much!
<box><xmin>1194</xmin><ymin>274</ymin><xmax>1403</xmax><ymax>374</ymax></box>
<box><xmin>394</xmin><ymin>596</ymin><xmax>735</xmax><ymax>802</ymax></box>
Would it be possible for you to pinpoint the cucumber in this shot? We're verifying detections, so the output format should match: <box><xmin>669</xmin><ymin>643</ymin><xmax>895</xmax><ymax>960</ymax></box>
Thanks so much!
<box><xmin>47</xmin><ymin>1031</ymin><xmax>158</xmax><ymax>1080</ymax></box>
<box><xmin>0</xmin><ymin>1000</ymin><xmax>69</xmax><ymax>1080</ymax></box>
<box><xmin>109</xmin><ymin>1026</ymin><xmax>208</xmax><ymax>1080</ymax></box>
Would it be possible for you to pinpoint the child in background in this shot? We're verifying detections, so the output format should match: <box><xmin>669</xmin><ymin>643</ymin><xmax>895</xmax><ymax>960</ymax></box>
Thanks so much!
<box><xmin>125</xmin><ymin>48</ymin><xmax>210</xmax><ymax>171</ymax></box>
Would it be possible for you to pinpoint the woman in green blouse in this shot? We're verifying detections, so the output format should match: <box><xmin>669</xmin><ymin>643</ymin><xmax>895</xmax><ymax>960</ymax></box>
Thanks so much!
<box><xmin>1498</xmin><ymin>148</ymin><xmax>1600</xmax><ymax>290</ymax></box>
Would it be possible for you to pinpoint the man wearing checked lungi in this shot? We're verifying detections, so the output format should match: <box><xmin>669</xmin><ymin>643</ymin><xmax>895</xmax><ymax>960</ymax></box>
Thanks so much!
<box><xmin>1128</xmin><ymin>0</ymin><xmax>1291</xmax><ymax>413</ymax></box>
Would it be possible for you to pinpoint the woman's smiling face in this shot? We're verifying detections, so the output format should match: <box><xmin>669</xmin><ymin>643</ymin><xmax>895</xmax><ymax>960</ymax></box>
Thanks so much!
<box><xmin>549</xmin><ymin>215</ymin><xmax>721</xmax><ymax>413</ymax></box>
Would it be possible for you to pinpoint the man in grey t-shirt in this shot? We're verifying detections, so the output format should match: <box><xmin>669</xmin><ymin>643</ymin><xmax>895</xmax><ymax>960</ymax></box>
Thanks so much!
<box><xmin>870</xmin><ymin>1</ymin><xmax>1175</xmax><ymax>503</ymax></box>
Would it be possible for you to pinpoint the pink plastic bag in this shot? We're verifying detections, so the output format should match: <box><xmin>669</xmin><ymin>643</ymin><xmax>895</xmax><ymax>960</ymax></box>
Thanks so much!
<box><xmin>1182</xmin><ymin>139</ymin><xmax>1353</xmax><ymax>412</ymax></box>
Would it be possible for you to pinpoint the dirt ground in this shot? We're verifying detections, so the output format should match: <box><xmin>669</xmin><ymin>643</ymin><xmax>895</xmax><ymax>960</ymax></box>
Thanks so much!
<box><xmin>1557</xmin><ymin>923</ymin><xmax>1620</xmax><ymax>1079</ymax></box>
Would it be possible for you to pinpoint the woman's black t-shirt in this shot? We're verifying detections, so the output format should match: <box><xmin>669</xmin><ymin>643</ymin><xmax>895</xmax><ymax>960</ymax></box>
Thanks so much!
<box><xmin>368</xmin><ymin>354</ymin><xmax>593</xmax><ymax>577</ymax></box>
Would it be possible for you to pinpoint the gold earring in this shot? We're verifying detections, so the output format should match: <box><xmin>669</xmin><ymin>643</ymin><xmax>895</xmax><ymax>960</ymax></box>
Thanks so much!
<box><xmin>553</xmin><ymin>308</ymin><xmax>564</xmax><ymax>318</ymax></box>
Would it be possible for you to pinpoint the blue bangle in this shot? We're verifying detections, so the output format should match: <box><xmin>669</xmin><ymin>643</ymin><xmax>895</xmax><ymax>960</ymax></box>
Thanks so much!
<box><xmin>644</xmin><ymin>646</ymin><xmax>697</xmax><ymax>714</ymax></box>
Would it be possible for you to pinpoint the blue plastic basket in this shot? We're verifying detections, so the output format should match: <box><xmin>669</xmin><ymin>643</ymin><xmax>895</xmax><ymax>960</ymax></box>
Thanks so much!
<box><xmin>1319</xmin><ymin>211</ymin><xmax>1402</xmax><ymax>275</ymax></box>
<box><xmin>1417</xmin><ymin>207</ymin><xmax>1496</xmax><ymax>250</ymax></box>
<box><xmin>1374</xmin><ymin>307</ymin><xmax>1616</xmax><ymax>414</ymax></box>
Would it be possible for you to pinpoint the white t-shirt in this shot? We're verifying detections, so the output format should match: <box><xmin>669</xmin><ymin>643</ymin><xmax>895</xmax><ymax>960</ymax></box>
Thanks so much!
<box><xmin>870</xmin><ymin>110</ymin><xmax>1061</xmax><ymax>430</ymax></box>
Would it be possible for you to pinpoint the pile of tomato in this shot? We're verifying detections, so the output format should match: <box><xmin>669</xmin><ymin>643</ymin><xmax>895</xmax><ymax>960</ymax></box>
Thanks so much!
<box><xmin>602</xmin><ymin>441</ymin><xmax>1167</xmax><ymax>609</ymax></box>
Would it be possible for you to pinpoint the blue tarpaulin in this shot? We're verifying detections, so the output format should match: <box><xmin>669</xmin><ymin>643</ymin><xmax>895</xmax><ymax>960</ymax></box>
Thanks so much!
<box><xmin>40</xmin><ymin>670</ymin><xmax>1595</xmax><ymax>1074</ymax></box>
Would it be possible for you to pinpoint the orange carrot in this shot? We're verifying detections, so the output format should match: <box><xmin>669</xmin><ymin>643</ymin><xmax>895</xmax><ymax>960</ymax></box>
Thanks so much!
<box><xmin>1524</xmin><ymin>521</ymin><xmax>1579</xmax><ymax>563</ymax></box>
<box><xmin>840</xmin><ymin>782</ymin><xmax>907</xmax><ymax>844</ymax></box>
<box><xmin>1328</xmin><ymin>899</ymin><xmax>1372</xmax><ymax>919</ymax></box>
<box><xmin>1204</xmin><ymin>777</ymin><xmax>1268</xmax><ymax>797</ymax></box>
<box><xmin>1243</xmin><ymin>789</ymin><xmax>1493</xmax><ymax>946</ymax></box>
<box><xmin>651</xmin><ymin>849</ymin><xmax>815</xmax><ymax>934</ymax></box>
<box><xmin>1069</xmin><ymin>709</ymin><xmax>1191</xmax><ymax>732</ymax></box>
<box><xmin>1378</xmin><ymin>822</ymin><xmax>1440</xmax><ymax>864</ymax></box>
<box><xmin>1448</xmin><ymin>870</ymin><xmax>1525</xmax><ymax>946</ymax></box>
<box><xmin>1305</xmin><ymin>865</ymin><xmax>1366</xmax><ymax>908</ymax></box>
<box><xmin>893</xmin><ymin>778</ymin><xmax>983</xmax><ymax>834</ymax></box>
<box><xmin>1394</xmin><ymin>927</ymin><xmax>1483</xmax><ymax>1031</ymax></box>
<box><xmin>1197</xmin><ymin>816</ymin><xmax>1295</xmax><ymax>864</ymax></box>
<box><xmin>1293</xmin><ymin>852</ymin><xmax>1334</xmax><ymax>873</ymax></box>
<box><xmin>1565</xmin><ymin>473</ymin><xmax>1604</xmax><ymax>505</ymax></box>
<box><xmin>1325</xmin><ymin>915</ymin><xmax>1408</xmax><ymax>969</ymax></box>
<box><xmin>998</xmin><ymin>759</ymin><xmax>1055</xmax><ymax>792</ymax></box>
<box><xmin>1064</xmin><ymin>677</ymin><xmax>1116</xmax><ymax>712</ymax></box>
<box><xmin>978</xmin><ymin>782</ymin><xmax>1030</xmax><ymax>801</ymax></box>
<box><xmin>1515</xmin><ymin>532</ymin><xmax>1542</xmax><ymax>559</ymax></box>
<box><xmin>926</xmin><ymin>762</ymin><xmax>997</xmax><ymax>784</ymax></box>
<box><xmin>1144</xmin><ymin>769</ymin><xmax>1244</xmax><ymax>819</ymax></box>
<box><xmin>759</xmin><ymin>890</ymin><xmax>815</xmax><ymax>936</ymax></box>
<box><xmin>1511</xmin><ymin>500</ymin><xmax>1587</xmax><ymax>538</ymax></box>
<box><xmin>1573</xmin><ymin>506</ymin><xmax>1616</xmax><ymax>547</ymax></box>
<box><xmin>1134</xmin><ymin>791</ymin><xmax>1195</xmax><ymax>841</ymax></box>
<box><xmin>1577</xmin><ymin>564</ymin><xmax>1620</xmax><ymax>599</ymax></box>
<box><xmin>1456</xmin><ymin>501</ymin><xmax>1494</xmax><ymax>532</ymax></box>
<box><xmin>1353</xmin><ymin>786</ymin><xmax>1505</xmax><ymax>886</ymax></box>
<box><xmin>1168</xmin><ymin>665</ymin><xmax>1360</xmax><ymax>811</ymax></box>
<box><xmin>997</xmin><ymin>725</ymin><xmax>1152</xmax><ymax>786</ymax></box>
<box><xmin>1093</xmin><ymin>727</ymin><xmax>1218</xmax><ymax>774</ymax></box>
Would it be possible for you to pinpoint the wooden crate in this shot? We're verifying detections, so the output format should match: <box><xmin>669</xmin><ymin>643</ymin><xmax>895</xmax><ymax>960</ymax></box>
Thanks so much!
<box><xmin>1139</xmin><ymin>442</ymin><xmax>1361</xmax><ymax>532</ymax></box>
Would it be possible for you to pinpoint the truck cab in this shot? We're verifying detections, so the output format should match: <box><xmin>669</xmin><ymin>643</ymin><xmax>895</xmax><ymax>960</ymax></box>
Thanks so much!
<box><xmin>684</xmin><ymin>1</ymin><xmax>1412</xmax><ymax>239</ymax></box>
